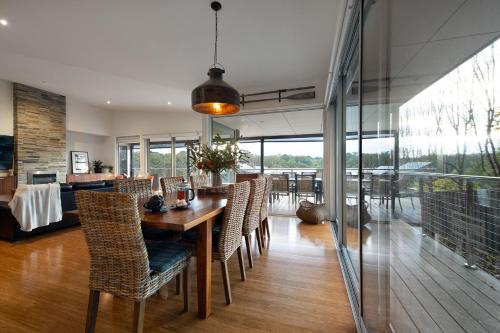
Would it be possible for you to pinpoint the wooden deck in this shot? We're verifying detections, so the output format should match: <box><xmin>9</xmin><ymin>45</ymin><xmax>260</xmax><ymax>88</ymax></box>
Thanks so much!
<box><xmin>0</xmin><ymin>216</ymin><xmax>355</xmax><ymax>333</ymax></box>
<box><xmin>363</xmin><ymin>220</ymin><xmax>500</xmax><ymax>333</ymax></box>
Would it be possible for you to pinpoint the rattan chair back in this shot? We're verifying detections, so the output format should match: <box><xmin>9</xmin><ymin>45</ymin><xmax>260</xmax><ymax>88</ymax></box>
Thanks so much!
<box><xmin>260</xmin><ymin>176</ymin><xmax>273</xmax><ymax>221</ymax></box>
<box><xmin>216</xmin><ymin>181</ymin><xmax>250</xmax><ymax>262</ymax></box>
<box><xmin>295</xmin><ymin>174</ymin><xmax>315</xmax><ymax>194</ymax></box>
<box><xmin>114</xmin><ymin>178</ymin><xmax>153</xmax><ymax>200</ymax></box>
<box><xmin>236</xmin><ymin>173</ymin><xmax>260</xmax><ymax>183</ymax></box>
<box><xmin>160</xmin><ymin>176</ymin><xmax>184</xmax><ymax>194</ymax></box>
<box><xmin>271</xmin><ymin>174</ymin><xmax>289</xmax><ymax>193</ymax></box>
<box><xmin>75</xmin><ymin>191</ymin><xmax>151</xmax><ymax>299</ymax></box>
<box><xmin>190</xmin><ymin>174</ymin><xmax>209</xmax><ymax>191</ymax></box>
<box><xmin>242</xmin><ymin>178</ymin><xmax>266</xmax><ymax>236</ymax></box>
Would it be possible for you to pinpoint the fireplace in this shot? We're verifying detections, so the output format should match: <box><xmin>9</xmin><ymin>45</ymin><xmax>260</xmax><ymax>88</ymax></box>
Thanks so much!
<box><xmin>27</xmin><ymin>171</ymin><xmax>58</xmax><ymax>184</ymax></box>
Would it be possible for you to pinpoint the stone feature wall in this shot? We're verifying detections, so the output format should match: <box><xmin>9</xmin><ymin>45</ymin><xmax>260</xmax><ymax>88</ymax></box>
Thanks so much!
<box><xmin>14</xmin><ymin>83</ymin><xmax>66</xmax><ymax>185</ymax></box>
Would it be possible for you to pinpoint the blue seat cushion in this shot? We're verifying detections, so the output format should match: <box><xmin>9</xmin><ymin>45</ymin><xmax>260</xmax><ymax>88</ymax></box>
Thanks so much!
<box><xmin>142</xmin><ymin>227</ymin><xmax>181</xmax><ymax>241</ymax></box>
<box><xmin>146</xmin><ymin>241</ymin><xmax>190</xmax><ymax>273</ymax></box>
<box><xmin>181</xmin><ymin>223</ymin><xmax>221</xmax><ymax>246</ymax></box>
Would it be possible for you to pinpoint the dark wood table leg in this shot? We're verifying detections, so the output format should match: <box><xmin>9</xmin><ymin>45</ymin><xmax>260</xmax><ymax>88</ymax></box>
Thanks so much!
<box><xmin>196</xmin><ymin>217</ymin><xmax>213</xmax><ymax>319</ymax></box>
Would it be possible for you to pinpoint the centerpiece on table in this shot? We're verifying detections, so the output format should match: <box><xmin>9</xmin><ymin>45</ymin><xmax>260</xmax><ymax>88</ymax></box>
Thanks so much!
<box><xmin>186</xmin><ymin>134</ymin><xmax>249</xmax><ymax>187</ymax></box>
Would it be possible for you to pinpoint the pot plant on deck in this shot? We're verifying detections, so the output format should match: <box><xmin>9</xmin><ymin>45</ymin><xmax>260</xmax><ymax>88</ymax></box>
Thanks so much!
<box><xmin>186</xmin><ymin>134</ymin><xmax>249</xmax><ymax>187</ymax></box>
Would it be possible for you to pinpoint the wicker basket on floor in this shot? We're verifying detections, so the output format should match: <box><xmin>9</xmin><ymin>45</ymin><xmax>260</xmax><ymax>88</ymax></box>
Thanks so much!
<box><xmin>296</xmin><ymin>200</ymin><xmax>329</xmax><ymax>224</ymax></box>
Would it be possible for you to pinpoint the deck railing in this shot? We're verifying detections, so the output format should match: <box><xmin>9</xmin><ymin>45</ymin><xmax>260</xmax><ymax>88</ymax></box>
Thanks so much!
<box><xmin>239</xmin><ymin>167</ymin><xmax>323</xmax><ymax>178</ymax></box>
<box><xmin>348</xmin><ymin>168</ymin><xmax>500</xmax><ymax>278</ymax></box>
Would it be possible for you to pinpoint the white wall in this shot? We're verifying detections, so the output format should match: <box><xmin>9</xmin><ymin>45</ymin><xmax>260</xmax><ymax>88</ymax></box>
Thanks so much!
<box><xmin>66</xmin><ymin>131</ymin><xmax>113</xmax><ymax>173</ymax></box>
<box><xmin>66</xmin><ymin>98</ymin><xmax>112</xmax><ymax>136</ymax></box>
<box><xmin>110</xmin><ymin>110</ymin><xmax>203</xmax><ymax>137</ymax></box>
<box><xmin>0</xmin><ymin>80</ymin><xmax>13</xmax><ymax>135</ymax></box>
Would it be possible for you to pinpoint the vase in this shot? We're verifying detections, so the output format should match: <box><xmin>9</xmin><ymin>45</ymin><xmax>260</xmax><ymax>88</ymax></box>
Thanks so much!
<box><xmin>211</xmin><ymin>172</ymin><xmax>222</xmax><ymax>187</ymax></box>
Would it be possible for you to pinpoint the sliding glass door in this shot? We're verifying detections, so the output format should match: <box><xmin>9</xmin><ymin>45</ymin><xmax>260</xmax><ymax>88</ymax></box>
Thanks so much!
<box><xmin>342</xmin><ymin>40</ymin><xmax>361</xmax><ymax>286</ymax></box>
<box><xmin>333</xmin><ymin>1</ymin><xmax>500</xmax><ymax>332</ymax></box>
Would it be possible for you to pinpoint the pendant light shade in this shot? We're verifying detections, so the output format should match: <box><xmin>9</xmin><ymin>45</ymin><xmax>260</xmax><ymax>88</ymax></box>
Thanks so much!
<box><xmin>191</xmin><ymin>1</ymin><xmax>240</xmax><ymax>115</ymax></box>
<box><xmin>192</xmin><ymin>68</ymin><xmax>240</xmax><ymax>115</ymax></box>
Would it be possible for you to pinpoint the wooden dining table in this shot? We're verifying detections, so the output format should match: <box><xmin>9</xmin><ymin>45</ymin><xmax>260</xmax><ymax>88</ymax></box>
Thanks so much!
<box><xmin>140</xmin><ymin>193</ymin><xmax>226</xmax><ymax>319</ymax></box>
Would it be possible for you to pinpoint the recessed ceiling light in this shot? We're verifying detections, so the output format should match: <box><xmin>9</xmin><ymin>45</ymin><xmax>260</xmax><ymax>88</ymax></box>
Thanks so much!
<box><xmin>167</xmin><ymin>101</ymin><xmax>172</xmax><ymax>105</ymax></box>
<box><xmin>106</xmin><ymin>100</ymin><xmax>111</xmax><ymax>105</ymax></box>
<box><xmin>0</xmin><ymin>19</ymin><xmax>8</xmax><ymax>26</ymax></box>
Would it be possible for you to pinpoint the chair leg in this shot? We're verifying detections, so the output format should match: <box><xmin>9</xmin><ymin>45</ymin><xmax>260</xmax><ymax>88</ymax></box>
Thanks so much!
<box><xmin>85</xmin><ymin>290</ymin><xmax>100</xmax><ymax>333</ymax></box>
<box><xmin>237</xmin><ymin>246</ymin><xmax>246</xmax><ymax>281</ymax></box>
<box><xmin>245</xmin><ymin>235</ymin><xmax>253</xmax><ymax>268</ymax></box>
<box><xmin>183</xmin><ymin>264</ymin><xmax>190</xmax><ymax>312</ymax></box>
<box><xmin>175</xmin><ymin>274</ymin><xmax>181</xmax><ymax>295</ymax></box>
<box><xmin>264</xmin><ymin>217</ymin><xmax>270</xmax><ymax>239</ymax></box>
<box><xmin>398</xmin><ymin>197</ymin><xmax>403</xmax><ymax>211</ymax></box>
<box><xmin>133</xmin><ymin>300</ymin><xmax>146</xmax><ymax>333</ymax></box>
<box><xmin>255</xmin><ymin>228</ymin><xmax>263</xmax><ymax>255</ymax></box>
<box><xmin>220</xmin><ymin>261</ymin><xmax>232</xmax><ymax>305</ymax></box>
<box><xmin>259</xmin><ymin>221</ymin><xmax>266</xmax><ymax>249</ymax></box>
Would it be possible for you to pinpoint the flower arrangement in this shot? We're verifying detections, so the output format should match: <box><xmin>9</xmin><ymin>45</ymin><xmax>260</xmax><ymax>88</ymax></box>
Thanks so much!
<box><xmin>186</xmin><ymin>134</ymin><xmax>249</xmax><ymax>185</ymax></box>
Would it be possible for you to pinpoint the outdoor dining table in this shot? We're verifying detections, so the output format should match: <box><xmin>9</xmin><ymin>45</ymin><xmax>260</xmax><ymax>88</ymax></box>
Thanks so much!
<box><xmin>140</xmin><ymin>193</ymin><xmax>226</xmax><ymax>319</ymax></box>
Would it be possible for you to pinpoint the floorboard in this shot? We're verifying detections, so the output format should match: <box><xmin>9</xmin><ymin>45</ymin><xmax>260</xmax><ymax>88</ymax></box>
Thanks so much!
<box><xmin>0</xmin><ymin>216</ymin><xmax>355</xmax><ymax>333</ymax></box>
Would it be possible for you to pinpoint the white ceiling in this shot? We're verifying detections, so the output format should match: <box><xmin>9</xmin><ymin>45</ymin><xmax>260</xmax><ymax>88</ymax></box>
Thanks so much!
<box><xmin>0</xmin><ymin>0</ymin><xmax>342</xmax><ymax>112</ymax></box>
<box><xmin>363</xmin><ymin>0</ymin><xmax>500</xmax><ymax>104</ymax></box>
<box><xmin>213</xmin><ymin>109</ymin><xmax>323</xmax><ymax>137</ymax></box>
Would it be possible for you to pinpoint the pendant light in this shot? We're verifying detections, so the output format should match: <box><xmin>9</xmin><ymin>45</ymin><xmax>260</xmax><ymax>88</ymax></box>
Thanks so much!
<box><xmin>191</xmin><ymin>1</ymin><xmax>240</xmax><ymax>115</ymax></box>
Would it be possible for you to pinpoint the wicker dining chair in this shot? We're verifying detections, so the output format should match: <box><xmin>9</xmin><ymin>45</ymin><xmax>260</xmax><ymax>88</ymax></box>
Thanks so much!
<box><xmin>75</xmin><ymin>191</ymin><xmax>191</xmax><ymax>333</ymax></box>
<box><xmin>115</xmin><ymin>178</ymin><xmax>179</xmax><ymax>241</ymax></box>
<box><xmin>161</xmin><ymin>176</ymin><xmax>184</xmax><ymax>194</ymax></box>
<box><xmin>189</xmin><ymin>174</ymin><xmax>209</xmax><ymax>192</ymax></box>
<box><xmin>270</xmin><ymin>173</ymin><xmax>289</xmax><ymax>202</ymax></box>
<box><xmin>260</xmin><ymin>176</ymin><xmax>273</xmax><ymax>244</ymax></box>
<box><xmin>236</xmin><ymin>173</ymin><xmax>260</xmax><ymax>183</ymax></box>
<box><xmin>114</xmin><ymin>178</ymin><xmax>153</xmax><ymax>200</ymax></box>
<box><xmin>242</xmin><ymin>178</ymin><xmax>266</xmax><ymax>268</ymax></box>
<box><xmin>295</xmin><ymin>174</ymin><xmax>316</xmax><ymax>202</ymax></box>
<box><xmin>215</xmin><ymin>181</ymin><xmax>250</xmax><ymax>304</ymax></box>
<box><xmin>181</xmin><ymin>181</ymin><xmax>250</xmax><ymax>305</ymax></box>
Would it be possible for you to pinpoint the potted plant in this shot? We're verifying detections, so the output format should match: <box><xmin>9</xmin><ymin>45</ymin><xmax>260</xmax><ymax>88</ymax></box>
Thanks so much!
<box><xmin>186</xmin><ymin>134</ymin><xmax>249</xmax><ymax>187</ymax></box>
<box><xmin>92</xmin><ymin>160</ymin><xmax>103</xmax><ymax>173</ymax></box>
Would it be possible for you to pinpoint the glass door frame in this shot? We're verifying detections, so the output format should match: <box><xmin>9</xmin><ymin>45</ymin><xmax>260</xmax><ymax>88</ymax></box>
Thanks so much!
<box><xmin>338</xmin><ymin>1</ymin><xmax>363</xmax><ymax>314</ymax></box>
<box><xmin>328</xmin><ymin>1</ymin><xmax>365</xmax><ymax>331</ymax></box>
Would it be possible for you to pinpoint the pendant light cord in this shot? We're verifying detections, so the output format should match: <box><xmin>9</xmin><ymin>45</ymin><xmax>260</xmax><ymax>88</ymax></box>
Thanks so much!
<box><xmin>213</xmin><ymin>10</ymin><xmax>218</xmax><ymax>67</ymax></box>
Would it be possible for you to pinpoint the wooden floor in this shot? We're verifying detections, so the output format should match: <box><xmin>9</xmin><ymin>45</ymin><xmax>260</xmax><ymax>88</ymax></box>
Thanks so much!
<box><xmin>0</xmin><ymin>216</ymin><xmax>355</xmax><ymax>333</ymax></box>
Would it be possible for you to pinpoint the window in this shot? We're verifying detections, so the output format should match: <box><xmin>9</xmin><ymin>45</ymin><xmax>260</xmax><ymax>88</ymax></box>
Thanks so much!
<box><xmin>238</xmin><ymin>140</ymin><xmax>261</xmax><ymax>173</ymax></box>
<box><xmin>263</xmin><ymin>138</ymin><xmax>323</xmax><ymax>178</ymax></box>
<box><xmin>117</xmin><ymin>141</ymin><xmax>140</xmax><ymax>177</ymax></box>
<box><xmin>148</xmin><ymin>141</ymin><xmax>172</xmax><ymax>189</ymax></box>
<box><xmin>130</xmin><ymin>143</ymin><xmax>140</xmax><ymax>178</ymax></box>
<box><xmin>175</xmin><ymin>140</ymin><xmax>199</xmax><ymax>180</ymax></box>
<box><xmin>118</xmin><ymin>143</ymin><xmax>129</xmax><ymax>176</ymax></box>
